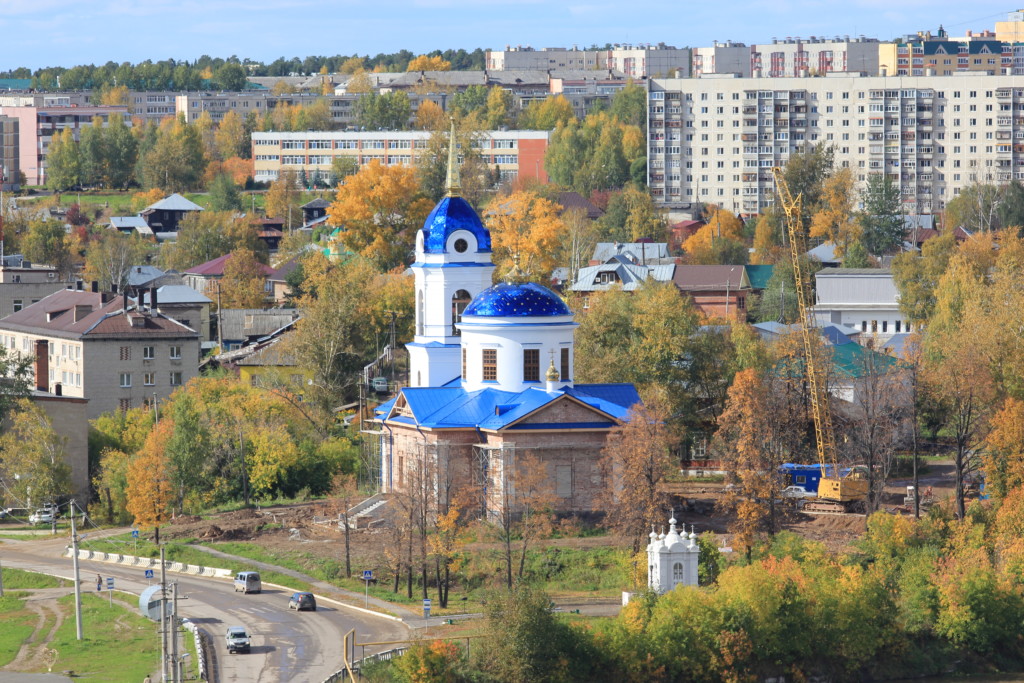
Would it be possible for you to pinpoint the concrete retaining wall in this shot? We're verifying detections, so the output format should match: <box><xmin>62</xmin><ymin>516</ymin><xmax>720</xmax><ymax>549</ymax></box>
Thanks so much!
<box><xmin>64</xmin><ymin>547</ymin><xmax>233</xmax><ymax>579</ymax></box>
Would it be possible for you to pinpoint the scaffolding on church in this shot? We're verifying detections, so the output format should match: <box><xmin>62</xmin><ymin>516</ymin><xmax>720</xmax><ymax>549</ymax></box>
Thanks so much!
<box><xmin>471</xmin><ymin>442</ymin><xmax>592</xmax><ymax>519</ymax></box>
<box><xmin>358</xmin><ymin>418</ymin><xmax>384</xmax><ymax>491</ymax></box>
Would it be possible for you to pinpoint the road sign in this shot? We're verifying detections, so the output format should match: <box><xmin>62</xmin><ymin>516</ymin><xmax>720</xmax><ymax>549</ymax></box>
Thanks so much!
<box><xmin>362</xmin><ymin>570</ymin><xmax>372</xmax><ymax>581</ymax></box>
<box><xmin>423</xmin><ymin>598</ymin><xmax>431</xmax><ymax>619</ymax></box>
<box><xmin>131</xmin><ymin>529</ymin><xmax>139</xmax><ymax>538</ymax></box>
<box><xmin>144</xmin><ymin>569</ymin><xmax>154</xmax><ymax>579</ymax></box>
<box><xmin>106</xmin><ymin>577</ymin><xmax>114</xmax><ymax>590</ymax></box>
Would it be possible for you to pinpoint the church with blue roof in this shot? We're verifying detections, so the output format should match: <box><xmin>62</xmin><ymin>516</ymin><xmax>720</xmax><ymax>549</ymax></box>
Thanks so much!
<box><xmin>375</xmin><ymin>127</ymin><xmax>640</xmax><ymax>516</ymax></box>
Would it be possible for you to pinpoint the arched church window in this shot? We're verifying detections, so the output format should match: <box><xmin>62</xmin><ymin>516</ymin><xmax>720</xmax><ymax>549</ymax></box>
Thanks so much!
<box><xmin>673</xmin><ymin>562</ymin><xmax>684</xmax><ymax>584</ymax></box>
<box><xmin>451</xmin><ymin>290</ymin><xmax>471</xmax><ymax>336</ymax></box>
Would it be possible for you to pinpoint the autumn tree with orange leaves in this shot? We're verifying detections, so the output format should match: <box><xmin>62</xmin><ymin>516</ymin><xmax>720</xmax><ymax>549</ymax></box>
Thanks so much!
<box><xmin>326</xmin><ymin>160</ymin><xmax>433</xmax><ymax>270</ymax></box>
<box><xmin>126</xmin><ymin>421</ymin><xmax>174</xmax><ymax>544</ymax></box>
<box><xmin>485</xmin><ymin>191</ymin><xmax>564</xmax><ymax>281</ymax></box>
<box><xmin>600</xmin><ymin>398</ymin><xmax>676</xmax><ymax>554</ymax></box>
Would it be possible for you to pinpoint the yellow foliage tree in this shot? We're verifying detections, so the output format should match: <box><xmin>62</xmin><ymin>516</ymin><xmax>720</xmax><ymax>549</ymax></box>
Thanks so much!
<box><xmin>100</xmin><ymin>84</ymin><xmax>131</xmax><ymax>109</ymax></box>
<box><xmin>415</xmin><ymin>100</ymin><xmax>448</xmax><ymax>131</ymax></box>
<box><xmin>809</xmin><ymin>166</ymin><xmax>860</xmax><ymax>256</ymax></box>
<box><xmin>340</xmin><ymin>57</ymin><xmax>365</xmax><ymax>74</ymax></box>
<box><xmin>126</xmin><ymin>421</ymin><xmax>174</xmax><ymax>544</ymax></box>
<box><xmin>131</xmin><ymin>188</ymin><xmax>165</xmax><ymax>213</ymax></box>
<box><xmin>326</xmin><ymin>160</ymin><xmax>432</xmax><ymax>270</ymax></box>
<box><xmin>408</xmin><ymin>55</ymin><xmax>452</xmax><ymax>71</ymax></box>
<box><xmin>346</xmin><ymin>71</ymin><xmax>373</xmax><ymax>94</ymax></box>
<box><xmin>683</xmin><ymin>205</ymin><xmax>745</xmax><ymax>263</ymax></box>
<box><xmin>485</xmin><ymin>191</ymin><xmax>565</xmax><ymax>280</ymax></box>
<box><xmin>219</xmin><ymin>248</ymin><xmax>268</xmax><ymax>309</ymax></box>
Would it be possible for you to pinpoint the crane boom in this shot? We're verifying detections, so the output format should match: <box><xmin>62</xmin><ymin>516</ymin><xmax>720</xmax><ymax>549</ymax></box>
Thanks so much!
<box><xmin>771</xmin><ymin>167</ymin><xmax>867</xmax><ymax>505</ymax></box>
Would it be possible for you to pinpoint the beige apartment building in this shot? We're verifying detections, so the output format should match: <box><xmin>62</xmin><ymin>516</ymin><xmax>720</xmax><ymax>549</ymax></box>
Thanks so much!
<box><xmin>252</xmin><ymin>130</ymin><xmax>550</xmax><ymax>185</ymax></box>
<box><xmin>647</xmin><ymin>73</ymin><xmax>1024</xmax><ymax>216</ymax></box>
<box><xmin>486</xmin><ymin>44</ymin><xmax>691</xmax><ymax>78</ymax></box>
<box><xmin>692</xmin><ymin>37</ymin><xmax>881</xmax><ymax>78</ymax></box>
<box><xmin>0</xmin><ymin>259</ymin><xmax>77</xmax><ymax>319</ymax></box>
<box><xmin>0</xmin><ymin>289</ymin><xmax>200</xmax><ymax>418</ymax></box>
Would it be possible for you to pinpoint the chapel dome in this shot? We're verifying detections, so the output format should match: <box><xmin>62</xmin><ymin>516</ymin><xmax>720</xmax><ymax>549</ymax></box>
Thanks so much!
<box><xmin>420</xmin><ymin>196</ymin><xmax>491</xmax><ymax>254</ymax></box>
<box><xmin>462</xmin><ymin>281</ymin><xmax>571</xmax><ymax>318</ymax></box>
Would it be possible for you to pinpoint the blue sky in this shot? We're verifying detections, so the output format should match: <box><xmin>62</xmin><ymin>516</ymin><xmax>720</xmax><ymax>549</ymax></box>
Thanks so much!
<box><xmin>0</xmin><ymin>1</ymin><xmax>1013</xmax><ymax>71</ymax></box>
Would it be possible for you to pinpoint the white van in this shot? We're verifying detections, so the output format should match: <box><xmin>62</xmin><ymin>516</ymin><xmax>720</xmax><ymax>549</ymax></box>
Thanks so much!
<box><xmin>233</xmin><ymin>571</ymin><xmax>261</xmax><ymax>594</ymax></box>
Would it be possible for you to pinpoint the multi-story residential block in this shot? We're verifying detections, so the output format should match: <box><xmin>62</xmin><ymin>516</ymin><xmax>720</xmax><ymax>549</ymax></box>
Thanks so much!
<box><xmin>0</xmin><ymin>115</ymin><xmax>18</xmax><ymax>191</ymax></box>
<box><xmin>486</xmin><ymin>44</ymin><xmax>691</xmax><ymax>78</ymax></box>
<box><xmin>251</xmin><ymin>130</ymin><xmax>550</xmax><ymax>184</ymax></box>
<box><xmin>0</xmin><ymin>288</ymin><xmax>200</xmax><ymax>418</ymax></box>
<box><xmin>0</xmin><ymin>104</ymin><xmax>129</xmax><ymax>185</ymax></box>
<box><xmin>0</xmin><ymin>257</ymin><xmax>78</xmax><ymax>320</ymax></box>
<box><xmin>879</xmin><ymin>28</ymin><xmax>1023</xmax><ymax>77</ymax></box>
<box><xmin>692</xmin><ymin>37</ymin><xmax>881</xmax><ymax>78</ymax></box>
<box><xmin>647</xmin><ymin>73</ymin><xmax>1024</xmax><ymax>216</ymax></box>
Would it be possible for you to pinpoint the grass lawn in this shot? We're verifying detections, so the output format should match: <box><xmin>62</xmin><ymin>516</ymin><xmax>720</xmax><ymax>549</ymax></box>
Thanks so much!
<box><xmin>209</xmin><ymin>541</ymin><xmax>629</xmax><ymax>616</ymax></box>
<box><xmin>2</xmin><ymin>568</ymin><xmax>67</xmax><ymax>589</ymax></box>
<box><xmin>48</xmin><ymin>593</ymin><xmax>159</xmax><ymax>681</ymax></box>
<box><xmin>0</xmin><ymin>592</ymin><xmax>35</xmax><ymax>667</ymax></box>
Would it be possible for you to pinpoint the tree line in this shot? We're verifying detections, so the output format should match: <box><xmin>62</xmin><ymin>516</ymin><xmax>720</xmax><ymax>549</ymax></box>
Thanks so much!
<box><xmin>2</xmin><ymin>49</ymin><xmax>486</xmax><ymax>91</ymax></box>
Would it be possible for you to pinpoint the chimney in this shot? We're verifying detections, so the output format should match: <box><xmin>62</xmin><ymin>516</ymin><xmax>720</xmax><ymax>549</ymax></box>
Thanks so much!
<box><xmin>150</xmin><ymin>287</ymin><xmax>158</xmax><ymax>311</ymax></box>
<box><xmin>122</xmin><ymin>291</ymin><xmax>129</xmax><ymax>312</ymax></box>
<box><xmin>34</xmin><ymin>339</ymin><xmax>48</xmax><ymax>392</ymax></box>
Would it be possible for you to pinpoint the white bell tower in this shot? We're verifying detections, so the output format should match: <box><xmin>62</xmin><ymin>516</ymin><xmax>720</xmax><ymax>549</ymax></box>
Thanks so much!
<box><xmin>407</xmin><ymin>121</ymin><xmax>494</xmax><ymax>387</ymax></box>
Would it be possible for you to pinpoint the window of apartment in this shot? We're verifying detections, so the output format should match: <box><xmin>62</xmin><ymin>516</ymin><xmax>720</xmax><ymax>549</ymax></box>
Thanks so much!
<box><xmin>119</xmin><ymin>346</ymin><xmax>130</xmax><ymax>361</ymax></box>
<box><xmin>143</xmin><ymin>346</ymin><xmax>155</xmax><ymax>360</ymax></box>
<box><xmin>144</xmin><ymin>373</ymin><xmax>155</xmax><ymax>386</ymax></box>
<box><xmin>169</xmin><ymin>372</ymin><xmax>182</xmax><ymax>386</ymax></box>
<box><xmin>895</xmin><ymin>321</ymin><xmax>902</xmax><ymax>333</ymax></box>
<box><xmin>560</xmin><ymin>348</ymin><xmax>570</xmax><ymax>381</ymax></box>
<box><xmin>169</xmin><ymin>346</ymin><xmax>182</xmax><ymax>359</ymax></box>
<box><xmin>882</xmin><ymin>321</ymin><xmax>888</xmax><ymax>333</ymax></box>
<box><xmin>119</xmin><ymin>373</ymin><xmax>132</xmax><ymax>388</ymax></box>
<box><xmin>12</xmin><ymin>300</ymin><xmax>22</xmax><ymax>313</ymax></box>
<box><xmin>482</xmin><ymin>349</ymin><xmax>497</xmax><ymax>382</ymax></box>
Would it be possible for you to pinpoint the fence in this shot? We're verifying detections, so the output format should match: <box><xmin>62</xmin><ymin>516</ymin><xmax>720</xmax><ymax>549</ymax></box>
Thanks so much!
<box><xmin>320</xmin><ymin>647</ymin><xmax>409</xmax><ymax>683</ymax></box>
<box><xmin>183</xmin><ymin>620</ymin><xmax>216</xmax><ymax>681</ymax></box>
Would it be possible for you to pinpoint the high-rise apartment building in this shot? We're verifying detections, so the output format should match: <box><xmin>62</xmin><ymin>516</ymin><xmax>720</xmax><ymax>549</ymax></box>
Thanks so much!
<box><xmin>692</xmin><ymin>37</ymin><xmax>881</xmax><ymax>78</ymax></box>
<box><xmin>648</xmin><ymin>74</ymin><xmax>1024</xmax><ymax>216</ymax></box>
<box><xmin>486</xmin><ymin>45</ymin><xmax>690</xmax><ymax>78</ymax></box>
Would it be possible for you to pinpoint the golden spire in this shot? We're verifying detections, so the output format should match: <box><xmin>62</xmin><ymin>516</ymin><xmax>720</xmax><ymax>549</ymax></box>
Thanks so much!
<box><xmin>506</xmin><ymin>251</ymin><xmax>526</xmax><ymax>283</ymax></box>
<box><xmin>445</xmin><ymin>117</ymin><xmax>461</xmax><ymax>197</ymax></box>
<box><xmin>545</xmin><ymin>359</ymin><xmax>560</xmax><ymax>382</ymax></box>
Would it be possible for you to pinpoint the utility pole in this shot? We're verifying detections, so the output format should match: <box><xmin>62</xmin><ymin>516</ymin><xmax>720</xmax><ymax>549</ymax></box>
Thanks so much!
<box><xmin>160</xmin><ymin>545</ymin><xmax>168</xmax><ymax>683</ymax></box>
<box><xmin>69</xmin><ymin>501</ymin><xmax>83</xmax><ymax>640</ymax></box>
<box><xmin>171</xmin><ymin>582</ymin><xmax>179</xmax><ymax>683</ymax></box>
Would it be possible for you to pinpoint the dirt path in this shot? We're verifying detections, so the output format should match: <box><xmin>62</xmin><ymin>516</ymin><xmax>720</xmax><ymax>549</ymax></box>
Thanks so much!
<box><xmin>6</xmin><ymin>588</ymin><xmax>68</xmax><ymax>672</ymax></box>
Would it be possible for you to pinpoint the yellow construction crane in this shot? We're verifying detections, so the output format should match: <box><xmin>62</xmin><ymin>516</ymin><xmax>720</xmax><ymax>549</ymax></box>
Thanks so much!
<box><xmin>770</xmin><ymin>166</ymin><xmax>867</xmax><ymax>510</ymax></box>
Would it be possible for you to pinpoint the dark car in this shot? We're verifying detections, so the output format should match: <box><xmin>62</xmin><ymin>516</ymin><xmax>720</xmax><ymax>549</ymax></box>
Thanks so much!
<box><xmin>288</xmin><ymin>591</ymin><xmax>316</xmax><ymax>611</ymax></box>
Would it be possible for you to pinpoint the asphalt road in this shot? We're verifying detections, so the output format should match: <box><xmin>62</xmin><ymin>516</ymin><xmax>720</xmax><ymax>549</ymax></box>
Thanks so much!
<box><xmin>0</xmin><ymin>536</ymin><xmax>409</xmax><ymax>682</ymax></box>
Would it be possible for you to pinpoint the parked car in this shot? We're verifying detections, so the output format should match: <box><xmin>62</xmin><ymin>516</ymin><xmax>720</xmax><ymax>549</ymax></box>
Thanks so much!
<box><xmin>225</xmin><ymin>626</ymin><xmax>250</xmax><ymax>654</ymax></box>
<box><xmin>233</xmin><ymin>571</ymin><xmax>261</xmax><ymax>594</ymax></box>
<box><xmin>29</xmin><ymin>509</ymin><xmax>56</xmax><ymax>524</ymax></box>
<box><xmin>781</xmin><ymin>485</ymin><xmax>816</xmax><ymax>499</ymax></box>
<box><xmin>2</xmin><ymin>507</ymin><xmax>29</xmax><ymax>521</ymax></box>
<box><xmin>288</xmin><ymin>592</ymin><xmax>316</xmax><ymax>611</ymax></box>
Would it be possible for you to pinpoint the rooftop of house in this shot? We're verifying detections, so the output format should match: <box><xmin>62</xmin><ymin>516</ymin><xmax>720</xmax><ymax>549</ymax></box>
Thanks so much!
<box><xmin>672</xmin><ymin>265</ymin><xmax>750</xmax><ymax>291</ymax></box>
<box><xmin>142</xmin><ymin>193</ymin><xmax>204</xmax><ymax>214</ymax></box>
<box><xmin>219</xmin><ymin>309</ymin><xmax>301</xmax><ymax>341</ymax></box>
<box><xmin>570</xmin><ymin>262</ymin><xmax>675</xmax><ymax>292</ymax></box>
<box><xmin>744</xmin><ymin>264</ymin><xmax>774</xmax><ymax>290</ymax></box>
<box><xmin>155</xmin><ymin>284</ymin><xmax>212</xmax><ymax>305</ymax></box>
<box><xmin>301</xmin><ymin>198</ymin><xmax>331</xmax><ymax>210</ymax></box>
<box><xmin>591</xmin><ymin>241</ymin><xmax>672</xmax><ymax>264</ymax></box>
<box><xmin>0</xmin><ymin>289</ymin><xmax>197</xmax><ymax>340</ymax></box>
<box><xmin>233</xmin><ymin>338</ymin><xmax>297</xmax><ymax>368</ymax></box>
<box><xmin>126</xmin><ymin>265</ymin><xmax>165</xmax><ymax>288</ymax></box>
<box><xmin>555</xmin><ymin>192</ymin><xmax>604</xmax><ymax>220</ymax></box>
<box><xmin>184</xmin><ymin>253</ymin><xmax>276</xmax><ymax>277</ymax></box>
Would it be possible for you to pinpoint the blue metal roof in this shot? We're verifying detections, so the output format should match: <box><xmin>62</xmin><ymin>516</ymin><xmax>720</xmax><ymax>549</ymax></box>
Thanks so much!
<box><xmin>382</xmin><ymin>383</ymin><xmax>639</xmax><ymax>430</ymax></box>
<box><xmin>420</xmin><ymin>196</ymin><xmax>491</xmax><ymax>254</ymax></box>
<box><xmin>463</xmin><ymin>282</ymin><xmax>571</xmax><ymax>317</ymax></box>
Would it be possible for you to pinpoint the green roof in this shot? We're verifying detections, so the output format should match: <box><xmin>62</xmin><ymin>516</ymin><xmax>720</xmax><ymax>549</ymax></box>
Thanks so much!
<box><xmin>0</xmin><ymin>78</ymin><xmax>31</xmax><ymax>91</ymax></box>
<box><xmin>745</xmin><ymin>265</ymin><xmax>774</xmax><ymax>290</ymax></box>
<box><xmin>830</xmin><ymin>342</ymin><xmax>899</xmax><ymax>379</ymax></box>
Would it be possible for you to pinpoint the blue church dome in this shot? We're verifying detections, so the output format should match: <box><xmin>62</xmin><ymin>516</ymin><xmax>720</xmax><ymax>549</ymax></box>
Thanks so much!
<box><xmin>462</xmin><ymin>282</ymin><xmax>571</xmax><ymax>317</ymax></box>
<box><xmin>420</xmin><ymin>196</ymin><xmax>491</xmax><ymax>254</ymax></box>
